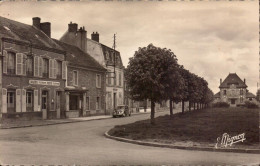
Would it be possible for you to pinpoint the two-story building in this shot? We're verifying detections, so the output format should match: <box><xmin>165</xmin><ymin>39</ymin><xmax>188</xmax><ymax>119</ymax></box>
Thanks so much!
<box><xmin>60</xmin><ymin>22</ymin><xmax>124</xmax><ymax>114</ymax></box>
<box><xmin>54</xmin><ymin>39</ymin><xmax>107</xmax><ymax>118</ymax></box>
<box><xmin>214</xmin><ymin>73</ymin><xmax>256</xmax><ymax>106</ymax></box>
<box><xmin>0</xmin><ymin>16</ymin><xmax>66</xmax><ymax>119</ymax></box>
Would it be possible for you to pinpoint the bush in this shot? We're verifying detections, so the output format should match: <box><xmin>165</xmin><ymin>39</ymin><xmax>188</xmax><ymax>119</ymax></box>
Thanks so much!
<box><xmin>213</xmin><ymin>102</ymin><xmax>230</xmax><ymax>108</ymax></box>
<box><xmin>244</xmin><ymin>101</ymin><xmax>259</xmax><ymax>109</ymax></box>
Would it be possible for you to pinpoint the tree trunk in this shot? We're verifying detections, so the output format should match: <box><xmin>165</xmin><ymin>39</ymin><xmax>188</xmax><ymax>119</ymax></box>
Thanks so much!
<box><xmin>150</xmin><ymin>100</ymin><xmax>155</xmax><ymax>125</ymax></box>
<box><xmin>189</xmin><ymin>101</ymin><xmax>191</xmax><ymax>111</ymax></box>
<box><xmin>170</xmin><ymin>99</ymin><xmax>173</xmax><ymax>117</ymax></box>
<box><xmin>182</xmin><ymin>100</ymin><xmax>184</xmax><ymax>114</ymax></box>
<box><xmin>197</xmin><ymin>103</ymin><xmax>199</xmax><ymax>110</ymax></box>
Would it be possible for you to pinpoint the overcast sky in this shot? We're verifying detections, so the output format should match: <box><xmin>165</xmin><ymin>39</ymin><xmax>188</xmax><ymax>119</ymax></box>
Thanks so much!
<box><xmin>0</xmin><ymin>1</ymin><xmax>258</xmax><ymax>94</ymax></box>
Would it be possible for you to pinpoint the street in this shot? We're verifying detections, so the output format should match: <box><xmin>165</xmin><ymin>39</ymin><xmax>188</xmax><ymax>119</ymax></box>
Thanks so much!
<box><xmin>0</xmin><ymin>111</ymin><xmax>259</xmax><ymax>165</ymax></box>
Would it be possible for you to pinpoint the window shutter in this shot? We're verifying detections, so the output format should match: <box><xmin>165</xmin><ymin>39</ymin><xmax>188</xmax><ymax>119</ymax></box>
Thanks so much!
<box><xmin>16</xmin><ymin>89</ymin><xmax>21</xmax><ymax>112</ymax></box>
<box><xmin>34</xmin><ymin>90</ymin><xmax>38</xmax><ymax>112</ymax></box>
<box><xmin>34</xmin><ymin>56</ymin><xmax>39</xmax><ymax>77</ymax></box>
<box><xmin>22</xmin><ymin>89</ymin><xmax>26</xmax><ymax>112</ymax></box>
<box><xmin>49</xmin><ymin>59</ymin><xmax>52</xmax><ymax>78</ymax></box>
<box><xmin>2</xmin><ymin>88</ymin><xmax>7</xmax><ymax>113</ymax></box>
<box><xmin>39</xmin><ymin>57</ymin><xmax>43</xmax><ymax>77</ymax></box>
<box><xmin>3</xmin><ymin>50</ymin><xmax>7</xmax><ymax>74</ymax></box>
<box><xmin>53</xmin><ymin>59</ymin><xmax>57</xmax><ymax>79</ymax></box>
<box><xmin>22</xmin><ymin>54</ymin><xmax>27</xmax><ymax>75</ymax></box>
<box><xmin>16</xmin><ymin>53</ymin><xmax>23</xmax><ymax>75</ymax></box>
<box><xmin>62</xmin><ymin>61</ymin><xmax>66</xmax><ymax>79</ymax></box>
<box><xmin>96</xmin><ymin>75</ymin><xmax>98</xmax><ymax>87</ymax></box>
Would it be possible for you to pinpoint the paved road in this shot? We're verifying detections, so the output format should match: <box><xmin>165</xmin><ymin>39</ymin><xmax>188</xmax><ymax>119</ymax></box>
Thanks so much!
<box><xmin>0</xmin><ymin>111</ymin><xmax>259</xmax><ymax>165</ymax></box>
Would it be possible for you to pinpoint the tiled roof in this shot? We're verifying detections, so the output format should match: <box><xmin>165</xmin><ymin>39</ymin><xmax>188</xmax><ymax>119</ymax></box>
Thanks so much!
<box><xmin>246</xmin><ymin>92</ymin><xmax>256</xmax><ymax>98</ymax></box>
<box><xmin>219</xmin><ymin>73</ymin><xmax>247</xmax><ymax>88</ymax></box>
<box><xmin>0</xmin><ymin>16</ymin><xmax>62</xmax><ymax>50</ymax></box>
<box><xmin>53</xmin><ymin>39</ymin><xmax>106</xmax><ymax>71</ymax></box>
<box><xmin>214</xmin><ymin>92</ymin><xmax>220</xmax><ymax>98</ymax></box>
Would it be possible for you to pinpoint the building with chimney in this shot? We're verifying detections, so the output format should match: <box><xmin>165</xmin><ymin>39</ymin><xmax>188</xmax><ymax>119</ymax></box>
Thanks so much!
<box><xmin>0</xmin><ymin>16</ymin><xmax>66</xmax><ymax>119</ymax></box>
<box><xmin>54</xmin><ymin>39</ymin><xmax>107</xmax><ymax>117</ymax></box>
<box><xmin>60</xmin><ymin>22</ymin><xmax>125</xmax><ymax>114</ymax></box>
<box><xmin>214</xmin><ymin>73</ymin><xmax>256</xmax><ymax>106</ymax></box>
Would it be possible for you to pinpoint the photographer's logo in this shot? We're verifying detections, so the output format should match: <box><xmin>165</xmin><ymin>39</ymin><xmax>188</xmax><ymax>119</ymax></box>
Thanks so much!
<box><xmin>215</xmin><ymin>133</ymin><xmax>246</xmax><ymax>149</ymax></box>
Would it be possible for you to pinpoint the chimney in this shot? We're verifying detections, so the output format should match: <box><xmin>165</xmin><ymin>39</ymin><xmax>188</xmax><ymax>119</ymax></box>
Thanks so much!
<box><xmin>91</xmin><ymin>32</ymin><xmax>99</xmax><ymax>42</ymax></box>
<box><xmin>78</xmin><ymin>26</ymin><xmax>86</xmax><ymax>51</ymax></box>
<box><xmin>32</xmin><ymin>17</ymin><xmax>41</xmax><ymax>29</ymax></box>
<box><xmin>220</xmin><ymin>78</ymin><xmax>222</xmax><ymax>85</ymax></box>
<box><xmin>40</xmin><ymin>22</ymin><xmax>51</xmax><ymax>38</ymax></box>
<box><xmin>68</xmin><ymin>22</ymin><xmax>78</xmax><ymax>32</ymax></box>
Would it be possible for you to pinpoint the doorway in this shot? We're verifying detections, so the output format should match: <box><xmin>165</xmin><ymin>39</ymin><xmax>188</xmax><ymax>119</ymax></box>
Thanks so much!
<box><xmin>42</xmin><ymin>90</ymin><xmax>48</xmax><ymax>119</ymax></box>
<box><xmin>113</xmin><ymin>92</ymin><xmax>117</xmax><ymax>109</ymax></box>
<box><xmin>56</xmin><ymin>91</ymin><xmax>61</xmax><ymax>119</ymax></box>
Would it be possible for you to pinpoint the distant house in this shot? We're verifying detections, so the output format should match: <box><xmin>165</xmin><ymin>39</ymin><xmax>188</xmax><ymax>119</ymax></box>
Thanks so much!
<box><xmin>214</xmin><ymin>73</ymin><xmax>256</xmax><ymax>106</ymax></box>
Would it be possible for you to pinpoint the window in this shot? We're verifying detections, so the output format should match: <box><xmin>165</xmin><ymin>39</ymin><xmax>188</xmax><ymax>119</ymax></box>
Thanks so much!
<box><xmin>26</xmin><ymin>56</ymin><xmax>33</xmax><ymax>76</ymax></box>
<box><xmin>7</xmin><ymin>52</ymin><xmax>15</xmax><ymax>74</ymax></box>
<box><xmin>73</xmin><ymin>70</ymin><xmax>78</xmax><ymax>86</ymax></box>
<box><xmin>26</xmin><ymin>91</ymin><xmax>33</xmax><ymax>107</ymax></box>
<box><xmin>49</xmin><ymin>59</ymin><xmax>56</xmax><ymax>78</ymax></box>
<box><xmin>96</xmin><ymin>97</ymin><xmax>100</xmax><ymax>110</ymax></box>
<box><xmin>7</xmin><ymin>91</ymin><xmax>15</xmax><ymax>108</ymax></box>
<box><xmin>86</xmin><ymin>97</ymin><xmax>90</xmax><ymax>110</ymax></box>
<box><xmin>56</xmin><ymin>61</ymin><xmax>62</xmax><ymax>79</ymax></box>
<box><xmin>119</xmin><ymin>72</ymin><xmax>122</xmax><ymax>86</ymax></box>
<box><xmin>114</xmin><ymin>71</ymin><xmax>117</xmax><ymax>86</ymax></box>
<box><xmin>96</xmin><ymin>74</ymin><xmax>101</xmax><ymax>88</ymax></box>
<box><xmin>240</xmin><ymin>96</ymin><xmax>243</xmax><ymax>103</ymax></box>
<box><xmin>223</xmin><ymin>90</ymin><xmax>226</xmax><ymax>95</ymax></box>
<box><xmin>43</xmin><ymin>58</ymin><xmax>49</xmax><ymax>78</ymax></box>
<box><xmin>240</xmin><ymin>89</ymin><xmax>243</xmax><ymax>95</ymax></box>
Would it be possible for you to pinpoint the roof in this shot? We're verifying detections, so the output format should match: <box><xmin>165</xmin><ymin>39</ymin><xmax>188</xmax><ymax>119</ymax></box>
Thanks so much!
<box><xmin>0</xmin><ymin>16</ymin><xmax>62</xmax><ymax>50</ymax></box>
<box><xmin>53</xmin><ymin>39</ymin><xmax>106</xmax><ymax>71</ymax></box>
<box><xmin>214</xmin><ymin>92</ymin><xmax>220</xmax><ymax>98</ymax></box>
<box><xmin>246</xmin><ymin>92</ymin><xmax>256</xmax><ymax>98</ymax></box>
<box><xmin>219</xmin><ymin>73</ymin><xmax>247</xmax><ymax>88</ymax></box>
<box><xmin>100</xmin><ymin>43</ymin><xmax>124</xmax><ymax>68</ymax></box>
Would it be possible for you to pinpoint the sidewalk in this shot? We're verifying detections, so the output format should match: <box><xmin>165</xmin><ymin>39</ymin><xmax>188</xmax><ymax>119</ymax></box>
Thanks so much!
<box><xmin>0</xmin><ymin>109</ymin><xmax>165</xmax><ymax>129</ymax></box>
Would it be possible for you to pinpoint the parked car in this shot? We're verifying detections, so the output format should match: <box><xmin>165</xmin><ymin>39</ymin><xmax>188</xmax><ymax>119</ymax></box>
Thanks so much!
<box><xmin>113</xmin><ymin>105</ymin><xmax>131</xmax><ymax>118</ymax></box>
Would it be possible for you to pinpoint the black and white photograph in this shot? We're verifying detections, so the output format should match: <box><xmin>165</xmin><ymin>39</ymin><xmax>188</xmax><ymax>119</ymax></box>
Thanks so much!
<box><xmin>0</xmin><ymin>1</ymin><xmax>259</xmax><ymax>165</ymax></box>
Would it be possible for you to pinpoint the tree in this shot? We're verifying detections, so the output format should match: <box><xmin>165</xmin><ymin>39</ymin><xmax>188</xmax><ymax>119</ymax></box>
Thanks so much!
<box><xmin>125</xmin><ymin>44</ymin><xmax>179</xmax><ymax>124</ymax></box>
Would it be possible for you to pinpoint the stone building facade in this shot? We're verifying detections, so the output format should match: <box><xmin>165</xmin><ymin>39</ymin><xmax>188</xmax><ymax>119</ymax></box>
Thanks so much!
<box><xmin>214</xmin><ymin>73</ymin><xmax>256</xmax><ymax>106</ymax></box>
<box><xmin>0</xmin><ymin>16</ymin><xmax>66</xmax><ymax>119</ymax></box>
<box><xmin>60</xmin><ymin>22</ymin><xmax>124</xmax><ymax>114</ymax></box>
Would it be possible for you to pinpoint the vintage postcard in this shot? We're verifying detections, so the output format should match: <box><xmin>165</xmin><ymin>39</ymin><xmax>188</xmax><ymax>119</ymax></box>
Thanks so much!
<box><xmin>0</xmin><ymin>1</ymin><xmax>259</xmax><ymax>165</ymax></box>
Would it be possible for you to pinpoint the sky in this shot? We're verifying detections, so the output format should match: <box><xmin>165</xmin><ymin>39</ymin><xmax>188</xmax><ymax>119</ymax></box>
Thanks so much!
<box><xmin>0</xmin><ymin>1</ymin><xmax>258</xmax><ymax>94</ymax></box>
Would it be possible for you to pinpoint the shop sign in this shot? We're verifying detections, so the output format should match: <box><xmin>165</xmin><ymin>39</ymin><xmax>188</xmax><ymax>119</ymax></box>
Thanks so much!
<box><xmin>29</xmin><ymin>80</ymin><xmax>60</xmax><ymax>86</ymax></box>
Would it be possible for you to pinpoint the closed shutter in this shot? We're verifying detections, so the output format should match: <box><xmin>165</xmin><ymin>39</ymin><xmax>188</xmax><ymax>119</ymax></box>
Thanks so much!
<box><xmin>62</xmin><ymin>61</ymin><xmax>66</xmax><ymax>79</ymax></box>
<box><xmin>34</xmin><ymin>90</ymin><xmax>38</xmax><ymax>112</ymax></box>
<box><xmin>39</xmin><ymin>57</ymin><xmax>43</xmax><ymax>77</ymax></box>
<box><xmin>16</xmin><ymin>89</ymin><xmax>21</xmax><ymax>112</ymax></box>
<box><xmin>22</xmin><ymin>54</ymin><xmax>27</xmax><ymax>75</ymax></box>
<box><xmin>53</xmin><ymin>59</ymin><xmax>57</xmax><ymax>79</ymax></box>
<box><xmin>16</xmin><ymin>53</ymin><xmax>23</xmax><ymax>75</ymax></box>
<box><xmin>21</xmin><ymin>89</ymin><xmax>26</xmax><ymax>112</ymax></box>
<box><xmin>34</xmin><ymin>56</ymin><xmax>39</xmax><ymax>77</ymax></box>
<box><xmin>2</xmin><ymin>88</ymin><xmax>7</xmax><ymax>113</ymax></box>
<box><xmin>49</xmin><ymin>59</ymin><xmax>52</xmax><ymax>78</ymax></box>
<box><xmin>3</xmin><ymin>50</ymin><xmax>7</xmax><ymax>74</ymax></box>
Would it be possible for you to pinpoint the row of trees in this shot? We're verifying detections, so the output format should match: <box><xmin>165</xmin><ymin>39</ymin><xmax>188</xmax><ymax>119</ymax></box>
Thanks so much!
<box><xmin>125</xmin><ymin>44</ymin><xmax>214</xmax><ymax>124</ymax></box>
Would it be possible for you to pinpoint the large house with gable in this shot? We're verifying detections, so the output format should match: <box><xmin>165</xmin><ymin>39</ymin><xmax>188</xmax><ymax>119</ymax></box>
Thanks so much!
<box><xmin>60</xmin><ymin>22</ymin><xmax>125</xmax><ymax>114</ymax></box>
<box><xmin>214</xmin><ymin>73</ymin><xmax>256</xmax><ymax>106</ymax></box>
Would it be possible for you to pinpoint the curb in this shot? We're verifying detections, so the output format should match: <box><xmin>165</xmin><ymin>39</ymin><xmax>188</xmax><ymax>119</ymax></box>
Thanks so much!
<box><xmin>104</xmin><ymin>131</ymin><xmax>260</xmax><ymax>154</ymax></box>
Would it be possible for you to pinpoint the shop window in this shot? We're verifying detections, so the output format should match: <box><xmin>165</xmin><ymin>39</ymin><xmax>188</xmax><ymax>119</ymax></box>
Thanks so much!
<box><xmin>26</xmin><ymin>91</ymin><xmax>33</xmax><ymax>108</ymax></box>
<box><xmin>26</xmin><ymin>56</ymin><xmax>33</xmax><ymax>76</ymax></box>
<box><xmin>7</xmin><ymin>52</ymin><xmax>15</xmax><ymax>74</ymax></box>
<box><xmin>73</xmin><ymin>70</ymin><xmax>78</xmax><ymax>86</ymax></box>
<box><xmin>96</xmin><ymin>74</ymin><xmax>101</xmax><ymax>88</ymax></box>
<box><xmin>96</xmin><ymin>97</ymin><xmax>100</xmax><ymax>110</ymax></box>
<box><xmin>7</xmin><ymin>91</ymin><xmax>15</xmax><ymax>108</ymax></box>
<box><xmin>56</xmin><ymin>61</ymin><xmax>62</xmax><ymax>79</ymax></box>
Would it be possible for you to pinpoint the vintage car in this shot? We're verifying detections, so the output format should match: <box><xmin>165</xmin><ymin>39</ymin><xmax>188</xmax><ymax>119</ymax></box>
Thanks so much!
<box><xmin>112</xmin><ymin>105</ymin><xmax>131</xmax><ymax>118</ymax></box>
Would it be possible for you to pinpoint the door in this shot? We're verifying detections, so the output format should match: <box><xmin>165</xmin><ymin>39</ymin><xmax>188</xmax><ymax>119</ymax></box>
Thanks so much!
<box><xmin>230</xmin><ymin>99</ymin><xmax>236</xmax><ymax>107</ymax></box>
<box><xmin>56</xmin><ymin>91</ymin><xmax>61</xmax><ymax>119</ymax></box>
<box><xmin>42</xmin><ymin>91</ymin><xmax>48</xmax><ymax>119</ymax></box>
<box><xmin>113</xmin><ymin>93</ymin><xmax>117</xmax><ymax>110</ymax></box>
